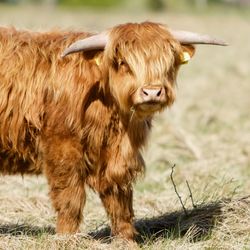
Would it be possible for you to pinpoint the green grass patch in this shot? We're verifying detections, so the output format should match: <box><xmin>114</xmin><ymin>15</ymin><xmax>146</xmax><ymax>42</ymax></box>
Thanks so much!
<box><xmin>59</xmin><ymin>0</ymin><xmax>124</xmax><ymax>8</ymax></box>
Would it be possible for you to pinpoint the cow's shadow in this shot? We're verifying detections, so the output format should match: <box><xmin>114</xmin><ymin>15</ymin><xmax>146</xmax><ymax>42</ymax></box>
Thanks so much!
<box><xmin>89</xmin><ymin>200</ymin><xmax>225</xmax><ymax>243</ymax></box>
<box><xmin>0</xmin><ymin>199</ymin><xmax>229</xmax><ymax>244</ymax></box>
<box><xmin>0</xmin><ymin>223</ymin><xmax>55</xmax><ymax>236</ymax></box>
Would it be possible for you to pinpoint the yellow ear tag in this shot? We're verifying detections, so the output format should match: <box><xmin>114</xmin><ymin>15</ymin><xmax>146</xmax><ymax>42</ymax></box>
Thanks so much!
<box><xmin>181</xmin><ymin>52</ymin><xmax>191</xmax><ymax>64</ymax></box>
<box><xmin>95</xmin><ymin>57</ymin><xmax>100</xmax><ymax>66</ymax></box>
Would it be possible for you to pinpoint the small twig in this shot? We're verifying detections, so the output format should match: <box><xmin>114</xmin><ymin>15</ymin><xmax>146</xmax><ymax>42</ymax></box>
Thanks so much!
<box><xmin>129</xmin><ymin>106</ymin><xmax>136</xmax><ymax>122</ymax></box>
<box><xmin>170</xmin><ymin>164</ymin><xmax>188</xmax><ymax>216</ymax></box>
<box><xmin>186</xmin><ymin>180</ymin><xmax>197</xmax><ymax>209</ymax></box>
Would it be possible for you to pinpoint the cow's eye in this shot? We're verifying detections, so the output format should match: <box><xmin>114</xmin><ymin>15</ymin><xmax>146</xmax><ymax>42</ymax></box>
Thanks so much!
<box><xmin>117</xmin><ymin>59</ymin><xmax>128</xmax><ymax>68</ymax></box>
<box><xmin>120</xmin><ymin>60</ymin><xmax>131</xmax><ymax>71</ymax></box>
<box><xmin>112</xmin><ymin>59</ymin><xmax>123</xmax><ymax>70</ymax></box>
<box><xmin>119</xmin><ymin>60</ymin><xmax>126</xmax><ymax>66</ymax></box>
<box><xmin>113</xmin><ymin>58</ymin><xmax>130</xmax><ymax>73</ymax></box>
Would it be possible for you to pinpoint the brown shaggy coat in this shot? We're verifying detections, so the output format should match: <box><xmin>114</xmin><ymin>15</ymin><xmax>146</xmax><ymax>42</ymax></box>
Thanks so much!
<box><xmin>0</xmin><ymin>22</ymin><xmax>191</xmax><ymax>240</ymax></box>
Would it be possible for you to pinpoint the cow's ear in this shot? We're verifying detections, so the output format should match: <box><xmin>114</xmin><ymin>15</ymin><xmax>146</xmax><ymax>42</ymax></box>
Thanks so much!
<box><xmin>179</xmin><ymin>44</ymin><xmax>196</xmax><ymax>64</ymax></box>
<box><xmin>82</xmin><ymin>50</ymin><xmax>103</xmax><ymax>66</ymax></box>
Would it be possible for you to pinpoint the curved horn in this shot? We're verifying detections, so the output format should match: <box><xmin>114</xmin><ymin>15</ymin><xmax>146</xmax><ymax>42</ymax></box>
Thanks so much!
<box><xmin>170</xmin><ymin>29</ymin><xmax>228</xmax><ymax>46</ymax></box>
<box><xmin>61</xmin><ymin>32</ymin><xmax>109</xmax><ymax>58</ymax></box>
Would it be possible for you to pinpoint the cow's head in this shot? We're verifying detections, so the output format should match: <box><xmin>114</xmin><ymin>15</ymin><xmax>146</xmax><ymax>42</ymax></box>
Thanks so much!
<box><xmin>62</xmin><ymin>22</ymin><xmax>226</xmax><ymax>118</ymax></box>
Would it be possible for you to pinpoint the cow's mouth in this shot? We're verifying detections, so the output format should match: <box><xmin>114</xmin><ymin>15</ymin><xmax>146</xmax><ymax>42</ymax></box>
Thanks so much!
<box><xmin>139</xmin><ymin>102</ymin><xmax>162</xmax><ymax>111</ymax></box>
<box><xmin>133</xmin><ymin>101</ymin><xmax>163</xmax><ymax>114</ymax></box>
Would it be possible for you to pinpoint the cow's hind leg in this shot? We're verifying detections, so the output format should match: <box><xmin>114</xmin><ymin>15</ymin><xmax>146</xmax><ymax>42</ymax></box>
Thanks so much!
<box><xmin>43</xmin><ymin>136</ymin><xmax>86</xmax><ymax>234</ymax></box>
<box><xmin>99</xmin><ymin>185</ymin><xmax>136</xmax><ymax>241</ymax></box>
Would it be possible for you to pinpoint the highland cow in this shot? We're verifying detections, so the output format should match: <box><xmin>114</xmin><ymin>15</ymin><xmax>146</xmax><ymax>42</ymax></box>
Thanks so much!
<box><xmin>0</xmin><ymin>22</ymin><xmax>226</xmax><ymax>240</ymax></box>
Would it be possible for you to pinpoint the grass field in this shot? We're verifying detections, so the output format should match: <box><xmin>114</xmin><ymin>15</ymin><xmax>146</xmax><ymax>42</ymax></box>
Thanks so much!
<box><xmin>0</xmin><ymin>5</ymin><xmax>249</xmax><ymax>250</ymax></box>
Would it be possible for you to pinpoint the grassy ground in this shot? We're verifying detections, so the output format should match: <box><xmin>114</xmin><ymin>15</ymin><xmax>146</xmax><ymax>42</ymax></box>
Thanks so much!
<box><xmin>0</xmin><ymin>5</ymin><xmax>250</xmax><ymax>250</ymax></box>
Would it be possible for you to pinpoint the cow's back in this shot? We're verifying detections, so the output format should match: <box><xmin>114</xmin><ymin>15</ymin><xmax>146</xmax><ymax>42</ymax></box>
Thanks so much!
<box><xmin>0</xmin><ymin>27</ymin><xmax>98</xmax><ymax>174</ymax></box>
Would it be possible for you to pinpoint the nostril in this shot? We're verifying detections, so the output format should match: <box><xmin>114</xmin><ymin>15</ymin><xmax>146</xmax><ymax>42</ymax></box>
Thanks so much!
<box><xmin>156</xmin><ymin>89</ymin><xmax>162</xmax><ymax>97</ymax></box>
<box><xmin>141</xmin><ymin>87</ymin><xmax>164</xmax><ymax>99</ymax></box>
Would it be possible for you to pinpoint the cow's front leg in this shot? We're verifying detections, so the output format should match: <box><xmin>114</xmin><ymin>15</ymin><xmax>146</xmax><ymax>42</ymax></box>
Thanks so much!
<box><xmin>43</xmin><ymin>136</ymin><xmax>86</xmax><ymax>234</ymax></box>
<box><xmin>99</xmin><ymin>185</ymin><xmax>136</xmax><ymax>241</ymax></box>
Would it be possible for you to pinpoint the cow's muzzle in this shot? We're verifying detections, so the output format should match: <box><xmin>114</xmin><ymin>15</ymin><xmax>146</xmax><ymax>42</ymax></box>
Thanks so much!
<box><xmin>140</xmin><ymin>86</ymin><xmax>166</xmax><ymax>104</ymax></box>
<box><xmin>131</xmin><ymin>85</ymin><xmax>167</xmax><ymax>115</ymax></box>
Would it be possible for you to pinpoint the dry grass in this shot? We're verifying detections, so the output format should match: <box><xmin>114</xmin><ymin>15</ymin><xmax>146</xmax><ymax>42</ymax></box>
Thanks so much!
<box><xmin>0</xmin><ymin>5</ymin><xmax>250</xmax><ymax>250</ymax></box>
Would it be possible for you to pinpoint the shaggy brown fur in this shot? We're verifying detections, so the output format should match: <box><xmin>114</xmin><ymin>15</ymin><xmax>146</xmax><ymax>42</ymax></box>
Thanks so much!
<box><xmin>0</xmin><ymin>22</ymin><xmax>194</xmax><ymax>240</ymax></box>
